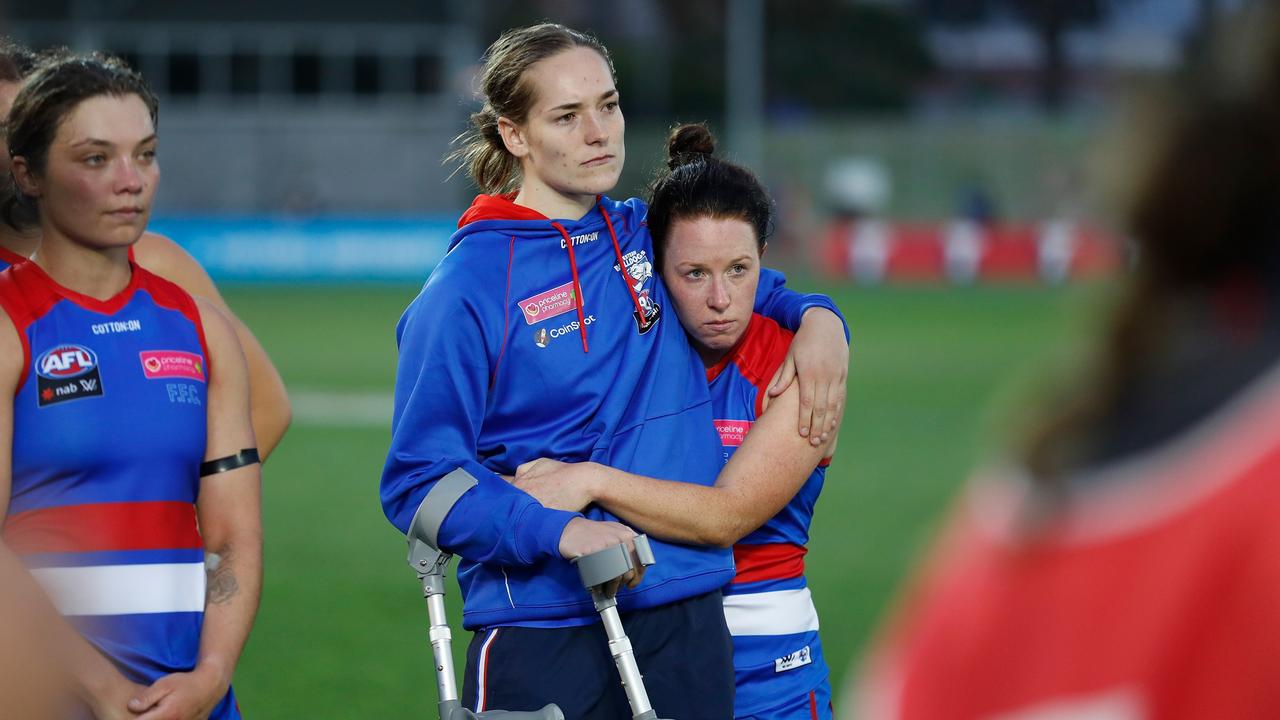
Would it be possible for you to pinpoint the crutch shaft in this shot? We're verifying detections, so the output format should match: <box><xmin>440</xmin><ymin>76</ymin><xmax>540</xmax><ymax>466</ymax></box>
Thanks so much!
<box><xmin>596</xmin><ymin>594</ymin><xmax>659</xmax><ymax>720</ymax></box>
<box><xmin>425</xmin><ymin>580</ymin><xmax>459</xmax><ymax>704</ymax></box>
<box><xmin>408</xmin><ymin>486</ymin><xmax>567</xmax><ymax>720</ymax></box>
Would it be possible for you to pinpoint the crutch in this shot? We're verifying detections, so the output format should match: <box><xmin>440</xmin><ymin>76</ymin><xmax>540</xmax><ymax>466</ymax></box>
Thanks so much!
<box><xmin>573</xmin><ymin>535</ymin><xmax>672</xmax><ymax>720</ymax></box>
<box><xmin>407</xmin><ymin>477</ymin><xmax>564</xmax><ymax>720</ymax></box>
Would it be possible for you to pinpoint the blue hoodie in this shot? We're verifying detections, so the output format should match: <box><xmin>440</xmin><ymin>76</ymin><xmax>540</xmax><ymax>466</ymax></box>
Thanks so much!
<box><xmin>382</xmin><ymin>193</ymin><xmax>844</xmax><ymax>629</ymax></box>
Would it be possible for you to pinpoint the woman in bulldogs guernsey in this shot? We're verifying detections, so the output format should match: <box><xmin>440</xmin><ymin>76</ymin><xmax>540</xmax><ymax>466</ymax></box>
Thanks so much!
<box><xmin>0</xmin><ymin>53</ymin><xmax>261</xmax><ymax>720</ymax></box>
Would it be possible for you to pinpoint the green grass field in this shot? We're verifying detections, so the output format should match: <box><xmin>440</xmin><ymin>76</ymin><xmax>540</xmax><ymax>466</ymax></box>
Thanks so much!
<box><xmin>222</xmin><ymin>281</ymin><xmax>1103</xmax><ymax>717</ymax></box>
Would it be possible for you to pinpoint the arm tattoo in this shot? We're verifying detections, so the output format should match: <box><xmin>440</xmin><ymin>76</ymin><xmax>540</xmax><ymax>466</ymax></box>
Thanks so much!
<box><xmin>205</xmin><ymin>548</ymin><xmax>240</xmax><ymax>605</ymax></box>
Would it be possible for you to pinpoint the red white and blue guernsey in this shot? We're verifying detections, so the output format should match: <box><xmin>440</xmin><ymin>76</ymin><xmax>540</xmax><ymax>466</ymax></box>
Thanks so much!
<box><xmin>709</xmin><ymin>313</ymin><xmax>832</xmax><ymax>719</ymax></box>
<box><xmin>0</xmin><ymin>260</ymin><xmax>240</xmax><ymax>719</ymax></box>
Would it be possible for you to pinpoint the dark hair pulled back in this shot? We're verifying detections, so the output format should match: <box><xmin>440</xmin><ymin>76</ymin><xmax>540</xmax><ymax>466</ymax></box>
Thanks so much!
<box><xmin>647</xmin><ymin>123</ymin><xmax>773</xmax><ymax>269</ymax></box>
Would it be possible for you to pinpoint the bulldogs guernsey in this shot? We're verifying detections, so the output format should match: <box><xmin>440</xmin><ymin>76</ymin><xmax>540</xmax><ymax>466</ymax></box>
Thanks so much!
<box><xmin>710</xmin><ymin>313</ymin><xmax>831</xmax><ymax>719</ymax></box>
<box><xmin>0</xmin><ymin>260</ymin><xmax>240</xmax><ymax>719</ymax></box>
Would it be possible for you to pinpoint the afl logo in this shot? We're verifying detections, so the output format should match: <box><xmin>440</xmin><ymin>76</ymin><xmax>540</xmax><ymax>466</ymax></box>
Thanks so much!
<box><xmin>36</xmin><ymin>344</ymin><xmax>99</xmax><ymax>379</ymax></box>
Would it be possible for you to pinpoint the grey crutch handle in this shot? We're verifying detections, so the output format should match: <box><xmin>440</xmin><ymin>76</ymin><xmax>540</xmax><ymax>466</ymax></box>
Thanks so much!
<box><xmin>574</xmin><ymin>534</ymin><xmax>656</xmax><ymax>590</ymax></box>
<box><xmin>572</xmin><ymin>536</ymin><xmax>670</xmax><ymax>720</ymax></box>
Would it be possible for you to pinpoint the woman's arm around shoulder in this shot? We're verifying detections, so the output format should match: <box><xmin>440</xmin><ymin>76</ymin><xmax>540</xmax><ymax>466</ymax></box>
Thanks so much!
<box><xmin>768</xmin><ymin>307</ymin><xmax>849</xmax><ymax>446</ymax></box>
<box><xmin>754</xmin><ymin>270</ymin><xmax>850</xmax><ymax>446</ymax></box>
<box><xmin>516</xmin><ymin>380</ymin><xmax>837</xmax><ymax>547</ymax></box>
<box><xmin>134</xmin><ymin>231</ymin><xmax>291</xmax><ymax>459</ymax></box>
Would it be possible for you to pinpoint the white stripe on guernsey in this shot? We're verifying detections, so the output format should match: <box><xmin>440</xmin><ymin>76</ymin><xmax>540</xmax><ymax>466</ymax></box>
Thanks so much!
<box><xmin>723</xmin><ymin>587</ymin><xmax>820</xmax><ymax>637</ymax></box>
<box><xmin>476</xmin><ymin>628</ymin><xmax>500</xmax><ymax>712</ymax></box>
<box><xmin>31</xmin><ymin>563</ymin><xmax>206</xmax><ymax>616</ymax></box>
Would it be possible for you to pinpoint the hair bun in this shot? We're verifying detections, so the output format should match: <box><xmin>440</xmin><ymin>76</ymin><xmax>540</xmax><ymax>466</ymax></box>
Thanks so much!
<box><xmin>666</xmin><ymin>123</ymin><xmax>716</xmax><ymax>169</ymax></box>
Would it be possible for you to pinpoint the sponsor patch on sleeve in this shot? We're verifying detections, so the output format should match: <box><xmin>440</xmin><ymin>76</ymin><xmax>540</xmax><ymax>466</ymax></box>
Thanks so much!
<box><xmin>518</xmin><ymin>281</ymin><xmax>578</xmax><ymax>325</ymax></box>
<box><xmin>715</xmin><ymin>419</ymin><xmax>752</xmax><ymax>447</ymax></box>
<box><xmin>140</xmin><ymin>350</ymin><xmax>206</xmax><ymax>381</ymax></box>
<box><xmin>774</xmin><ymin>645</ymin><xmax>812</xmax><ymax>673</ymax></box>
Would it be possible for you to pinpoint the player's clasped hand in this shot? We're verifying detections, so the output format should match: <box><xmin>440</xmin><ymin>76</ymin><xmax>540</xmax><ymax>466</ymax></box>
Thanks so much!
<box><xmin>127</xmin><ymin>664</ymin><xmax>229</xmax><ymax>720</ymax></box>
<box><xmin>512</xmin><ymin>457</ymin><xmax>596</xmax><ymax>512</ymax></box>
<box><xmin>558</xmin><ymin>517</ymin><xmax>646</xmax><ymax>594</ymax></box>
<box><xmin>517</xmin><ymin>460</ymin><xmax>645</xmax><ymax>594</ymax></box>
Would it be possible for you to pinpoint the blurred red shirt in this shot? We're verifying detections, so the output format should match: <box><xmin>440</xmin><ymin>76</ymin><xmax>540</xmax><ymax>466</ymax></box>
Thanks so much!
<box><xmin>857</xmin><ymin>367</ymin><xmax>1280</xmax><ymax>720</ymax></box>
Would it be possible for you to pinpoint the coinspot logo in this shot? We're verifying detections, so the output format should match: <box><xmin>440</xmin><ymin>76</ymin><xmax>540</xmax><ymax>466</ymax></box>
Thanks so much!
<box><xmin>36</xmin><ymin>344</ymin><xmax>99</xmax><ymax>379</ymax></box>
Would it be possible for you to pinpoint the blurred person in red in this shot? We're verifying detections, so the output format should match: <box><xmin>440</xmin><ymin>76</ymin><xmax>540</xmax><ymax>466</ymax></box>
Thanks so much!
<box><xmin>852</xmin><ymin>7</ymin><xmax>1280</xmax><ymax>720</ymax></box>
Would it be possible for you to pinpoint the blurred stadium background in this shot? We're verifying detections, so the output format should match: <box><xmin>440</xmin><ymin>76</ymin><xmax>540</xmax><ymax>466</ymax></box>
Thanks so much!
<box><xmin>1</xmin><ymin>0</ymin><xmax>1243</xmax><ymax>716</ymax></box>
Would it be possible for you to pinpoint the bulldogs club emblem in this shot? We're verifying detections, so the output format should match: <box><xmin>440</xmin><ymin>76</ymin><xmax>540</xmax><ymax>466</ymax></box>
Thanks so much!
<box><xmin>615</xmin><ymin>249</ymin><xmax>661</xmax><ymax>334</ymax></box>
<box><xmin>633</xmin><ymin>291</ymin><xmax>661</xmax><ymax>334</ymax></box>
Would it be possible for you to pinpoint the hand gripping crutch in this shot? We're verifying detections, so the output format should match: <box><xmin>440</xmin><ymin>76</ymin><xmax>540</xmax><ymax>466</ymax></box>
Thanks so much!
<box><xmin>407</xmin><ymin>472</ymin><xmax>564</xmax><ymax>720</ymax></box>
<box><xmin>573</xmin><ymin>535</ymin><xmax>672</xmax><ymax>720</ymax></box>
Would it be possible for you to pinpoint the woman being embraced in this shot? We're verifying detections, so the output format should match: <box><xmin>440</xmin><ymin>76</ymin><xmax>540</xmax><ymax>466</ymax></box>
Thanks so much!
<box><xmin>0</xmin><ymin>54</ymin><xmax>261</xmax><ymax>719</ymax></box>
<box><xmin>515</xmin><ymin>124</ymin><xmax>839</xmax><ymax>720</ymax></box>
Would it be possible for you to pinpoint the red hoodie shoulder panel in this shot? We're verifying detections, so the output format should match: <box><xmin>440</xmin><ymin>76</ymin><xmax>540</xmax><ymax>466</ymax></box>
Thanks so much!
<box><xmin>458</xmin><ymin>193</ymin><xmax>551</xmax><ymax>227</ymax></box>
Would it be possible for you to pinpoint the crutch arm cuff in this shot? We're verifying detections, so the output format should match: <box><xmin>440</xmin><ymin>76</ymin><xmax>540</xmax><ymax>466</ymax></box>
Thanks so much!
<box><xmin>407</xmin><ymin>468</ymin><xmax>479</xmax><ymax>551</ymax></box>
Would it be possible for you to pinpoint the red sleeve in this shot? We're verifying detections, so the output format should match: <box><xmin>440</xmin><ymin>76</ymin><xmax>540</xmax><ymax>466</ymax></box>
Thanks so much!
<box><xmin>0</xmin><ymin>264</ymin><xmax>63</xmax><ymax>392</ymax></box>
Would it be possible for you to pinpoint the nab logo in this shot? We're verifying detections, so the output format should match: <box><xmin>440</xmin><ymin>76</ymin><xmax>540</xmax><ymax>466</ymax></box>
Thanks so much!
<box><xmin>36</xmin><ymin>345</ymin><xmax>98</xmax><ymax>379</ymax></box>
<box><xmin>35</xmin><ymin>344</ymin><xmax>105</xmax><ymax>407</ymax></box>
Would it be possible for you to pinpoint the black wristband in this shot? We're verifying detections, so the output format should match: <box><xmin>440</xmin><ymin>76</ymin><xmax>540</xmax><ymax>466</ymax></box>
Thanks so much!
<box><xmin>200</xmin><ymin>448</ymin><xmax>261</xmax><ymax>477</ymax></box>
